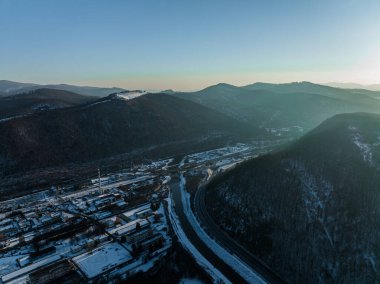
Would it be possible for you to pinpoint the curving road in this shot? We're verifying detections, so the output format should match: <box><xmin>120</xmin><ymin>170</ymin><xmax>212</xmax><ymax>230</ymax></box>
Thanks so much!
<box><xmin>170</xmin><ymin>177</ymin><xmax>249</xmax><ymax>284</ymax></box>
<box><xmin>194</xmin><ymin>183</ymin><xmax>287</xmax><ymax>284</ymax></box>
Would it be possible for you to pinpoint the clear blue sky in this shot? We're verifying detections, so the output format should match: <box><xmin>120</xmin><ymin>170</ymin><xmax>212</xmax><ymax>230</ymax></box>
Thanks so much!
<box><xmin>1</xmin><ymin>0</ymin><xmax>380</xmax><ymax>90</ymax></box>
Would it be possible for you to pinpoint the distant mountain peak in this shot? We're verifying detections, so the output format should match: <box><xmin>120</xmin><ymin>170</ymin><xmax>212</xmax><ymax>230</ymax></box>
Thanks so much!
<box><xmin>161</xmin><ymin>89</ymin><xmax>175</xmax><ymax>94</ymax></box>
<box><xmin>198</xmin><ymin>82</ymin><xmax>239</xmax><ymax>93</ymax></box>
<box><xmin>215</xmin><ymin>82</ymin><xmax>235</xmax><ymax>87</ymax></box>
<box><xmin>246</xmin><ymin>81</ymin><xmax>318</xmax><ymax>88</ymax></box>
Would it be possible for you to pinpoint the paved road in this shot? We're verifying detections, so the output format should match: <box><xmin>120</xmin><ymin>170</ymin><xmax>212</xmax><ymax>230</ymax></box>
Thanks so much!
<box><xmin>170</xmin><ymin>178</ymin><xmax>249</xmax><ymax>284</ymax></box>
<box><xmin>194</xmin><ymin>183</ymin><xmax>287</xmax><ymax>284</ymax></box>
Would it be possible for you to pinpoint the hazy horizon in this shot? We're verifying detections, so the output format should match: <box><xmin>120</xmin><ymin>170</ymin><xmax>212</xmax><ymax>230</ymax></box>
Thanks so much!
<box><xmin>3</xmin><ymin>78</ymin><xmax>380</xmax><ymax>93</ymax></box>
<box><xmin>1</xmin><ymin>0</ymin><xmax>380</xmax><ymax>90</ymax></box>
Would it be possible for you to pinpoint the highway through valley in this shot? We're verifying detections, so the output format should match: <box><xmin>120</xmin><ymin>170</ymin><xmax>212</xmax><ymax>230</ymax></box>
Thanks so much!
<box><xmin>170</xmin><ymin>177</ymin><xmax>249</xmax><ymax>283</ymax></box>
<box><xmin>169</xmin><ymin>144</ymin><xmax>287</xmax><ymax>283</ymax></box>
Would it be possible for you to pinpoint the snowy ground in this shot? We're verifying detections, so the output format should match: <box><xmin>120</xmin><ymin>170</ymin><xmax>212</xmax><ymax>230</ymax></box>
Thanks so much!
<box><xmin>180</xmin><ymin>175</ymin><xmax>266</xmax><ymax>284</ymax></box>
<box><xmin>167</xmin><ymin>197</ymin><xmax>231</xmax><ymax>284</ymax></box>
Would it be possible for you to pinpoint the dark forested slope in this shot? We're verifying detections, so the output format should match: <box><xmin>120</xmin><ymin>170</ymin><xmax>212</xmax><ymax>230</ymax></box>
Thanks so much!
<box><xmin>206</xmin><ymin>112</ymin><xmax>380</xmax><ymax>283</ymax></box>
<box><xmin>0</xmin><ymin>93</ymin><xmax>257</xmax><ymax>175</ymax></box>
<box><xmin>0</xmin><ymin>88</ymin><xmax>96</xmax><ymax>119</ymax></box>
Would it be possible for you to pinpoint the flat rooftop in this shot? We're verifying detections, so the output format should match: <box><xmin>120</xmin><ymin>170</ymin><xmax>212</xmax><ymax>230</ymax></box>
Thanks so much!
<box><xmin>122</xmin><ymin>203</ymin><xmax>150</xmax><ymax>219</ymax></box>
<box><xmin>109</xmin><ymin>218</ymin><xmax>149</xmax><ymax>236</ymax></box>
<box><xmin>72</xmin><ymin>242</ymin><xmax>132</xmax><ymax>279</ymax></box>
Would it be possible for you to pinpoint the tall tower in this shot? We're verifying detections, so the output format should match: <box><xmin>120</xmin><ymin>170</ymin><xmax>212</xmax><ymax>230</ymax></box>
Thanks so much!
<box><xmin>98</xmin><ymin>168</ymin><xmax>102</xmax><ymax>195</ymax></box>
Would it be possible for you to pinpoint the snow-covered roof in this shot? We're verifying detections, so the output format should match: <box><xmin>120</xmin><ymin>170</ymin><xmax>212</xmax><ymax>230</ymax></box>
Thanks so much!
<box><xmin>72</xmin><ymin>242</ymin><xmax>132</xmax><ymax>279</ymax></box>
<box><xmin>109</xmin><ymin>218</ymin><xmax>149</xmax><ymax>236</ymax></box>
<box><xmin>122</xmin><ymin>203</ymin><xmax>151</xmax><ymax>219</ymax></box>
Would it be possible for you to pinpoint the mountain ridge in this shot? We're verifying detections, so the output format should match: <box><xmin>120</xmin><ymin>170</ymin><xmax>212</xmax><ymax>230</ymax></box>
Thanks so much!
<box><xmin>0</xmin><ymin>88</ymin><xmax>97</xmax><ymax>119</ymax></box>
<box><xmin>0</xmin><ymin>80</ymin><xmax>126</xmax><ymax>97</ymax></box>
<box><xmin>172</xmin><ymin>81</ymin><xmax>380</xmax><ymax>136</ymax></box>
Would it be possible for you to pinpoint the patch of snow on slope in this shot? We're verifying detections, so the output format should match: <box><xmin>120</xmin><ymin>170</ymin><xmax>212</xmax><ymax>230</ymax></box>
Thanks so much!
<box><xmin>364</xmin><ymin>253</ymin><xmax>377</xmax><ymax>273</ymax></box>
<box><xmin>289</xmin><ymin>161</ymin><xmax>334</xmax><ymax>247</ymax></box>
<box><xmin>0</xmin><ymin>114</ymin><xmax>29</xmax><ymax>123</ymax></box>
<box><xmin>80</xmin><ymin>98</ymin><xmax>111</xmax><ymax>109</ymax></box>
<box><xmin>117</xmin><ymin>91</ymin><xmax>147</xmax><ymax>100</ymax></box>
<box><xmin>373</xmin><ymin>133</ymin><xmax>380</xmax><ymax>146</ymax></box>
<box><xmin>348</xmin><ymin>126</ymin><xmax>373</xmax><ymax>164</ymax></box>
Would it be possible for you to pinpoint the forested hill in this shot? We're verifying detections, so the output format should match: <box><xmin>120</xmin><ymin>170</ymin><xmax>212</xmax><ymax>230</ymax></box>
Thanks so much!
<box><xmin>0</xmin><ymin>92</ymin><xmax>257</xmax><ymax>175</ymax></box>
<box><xmin>206</xmin><ymin>112</ymin><xmax>380</xmax><ymax>283</ymax></box>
